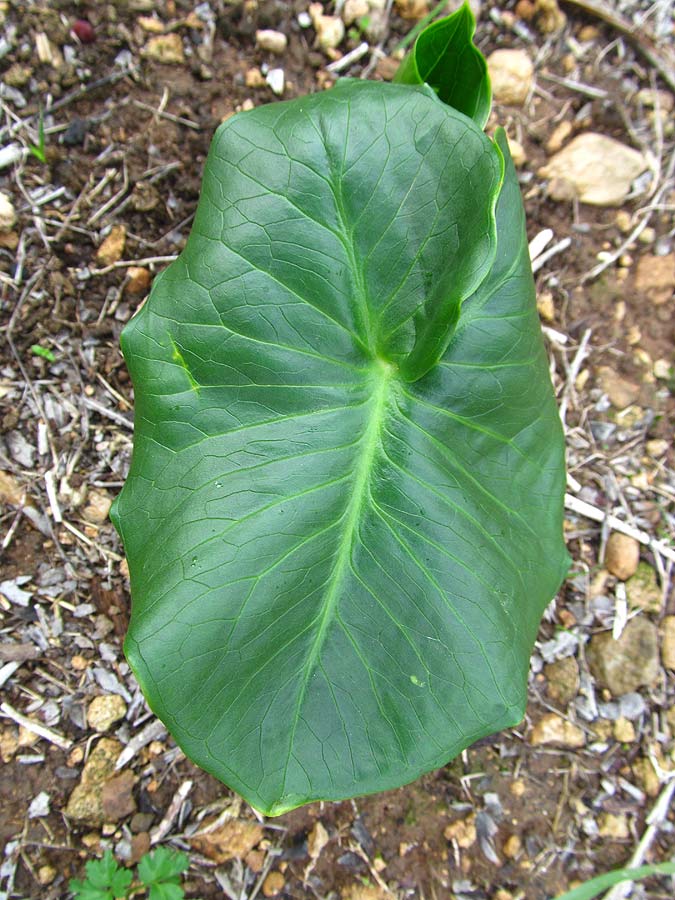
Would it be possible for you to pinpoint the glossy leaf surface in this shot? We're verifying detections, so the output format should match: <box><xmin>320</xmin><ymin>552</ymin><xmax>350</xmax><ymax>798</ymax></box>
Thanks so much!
<box><xmin>112</xmin><ymin>80</ymin><xmax>568</xmax><ymax>815</ymax></box>
<box><xmin>394</xmin><ymin>3</ymin><xmax>491</xmax><ymax>128</ymax></box>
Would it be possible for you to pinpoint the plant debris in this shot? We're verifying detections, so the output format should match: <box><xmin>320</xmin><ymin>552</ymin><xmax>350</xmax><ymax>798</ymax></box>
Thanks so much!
<box><xmin>0</xmin><ymin>1</ymin><xmax>673</xmax><ymax>898</ymax></box>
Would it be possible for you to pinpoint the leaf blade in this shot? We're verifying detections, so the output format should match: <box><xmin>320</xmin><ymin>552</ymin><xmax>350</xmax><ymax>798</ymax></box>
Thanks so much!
<box><xmin>114</xmin><ymin>82</ymin><xmax>566</xmax><ymax>815</ymax></box>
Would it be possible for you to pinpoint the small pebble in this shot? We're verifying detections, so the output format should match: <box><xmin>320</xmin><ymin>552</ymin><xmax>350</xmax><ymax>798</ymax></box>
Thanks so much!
<box><xmin>515</xmin><ymin>0</ymin><xmax>536</xmax><ymax>20</ymax></box>
<box><xmin>343</xmin><ymin>0</ymin><xmax>369</xmax><ymax>25</ymax></box>
<box><xmin>72</xmin><ymin>19</ymin><xmax>96</xmax><ymax>43</ymax></box>
<box><xmin>615</xmin><ymin>210</ymin><xmax>632</xmax><ymax>232</ymax></box>
<box><xmin>87</xmin><ymin>694</ymin><xmax>127</xmax><ymax>732</ymax></box>
<box><xmin>487</xmin><ymin>49</ymin><xmax>533</xmax><ymax>106</ymax></box>
<box><xmin>443</xmin><ymin>815</ymin><xmax>477</xmax><ymax>848</ymax></box>
<box><xmin>131</xmin><ymin>812</ymin><xmax>155</xmax><ymax>833</ymax></box>
<box><xmin>126</xmin><ymin>267</ymin><xmax>152</xmax><ymax>296</ymax></box>
<box><xmin>256</xmin><ymin>30</ymin><xmax>287</xmax><ymax>54</ymax></box>
<box><xmin>646</xmin><ymin>439</ymin><xmax>669</xmax><ymax>457</ymax></box>
<box><xmin>4</xmin><ymin>63</ymin><xmax>32</xmax><ymax>87</ymax></box>
<box><xmin>262</xmin><ymin>871</ymin><xmax>285</xmax><ymax>897</ymax></box>
<box><xmin>0</xmin><ymin>191</ymin><xmax>16</xmax><ymax>232</ymax></box>
<box><xmin>143</xmin><ymin>34</ymin><xmax>185</xmax><ymax>65</ymax></box>
<box><xmin>266</xmin><ymin>68</ymin><xmax>285</xmax><ymax>96</ymax></box>
<box><xmin>309</xmin><ymin>4</ymin><xmax>345</xmax><ymax>50</ymax></box>
<box><xmin>613</xmin><ymin>717</ymin><xmax>636</xmax><ymax>742</ymax></box>
<box><xmin>578</xmin><ymin>25</ymin><xmax>599</xmax><ymax>41</ymax></box>
<box><xmin>246</xmin><ymin>67</ymin><xmax>267</xmax><ymax>88</ymax></box>
<box><xmin>37</xmin><ymin>865</ymin><xmax>57</xmax><ymax>886</ymax></box>
<box><xmin>662</xmin><ymin>616</ymin><xmax>675</xmax><ymax>669</ymax></box>
<box><xmin>129</xmin><ymin>832</ymin><xmax>151</xmax><ymax>865</ymax></box>
<box><xmin>537</xmin><ymin>290</ymin><xmax>555</xmax><ymax>321</ymax></box>
<box><xmin>137</xmin><ymin>16</ymin><xmax>165</xmax><ymax>34</ymax></box>
<box><xmin>63</xmin><ymin>118</ymin><xmax>88</xmax><ymax>147</ymax></box>
<box><xmin>654</xmin><ymin>358</ymin><xmax>671</xmax><ymax>379</ymax></box>
<box><xmin>82</xmin><ymin>489</ymin><xmax>112</xmax><ymax>525</ymax></box>
<box><xmin>503</xmin><ymin>834</ymin><xmax>522</xmax><ymax>859</ymax></box>
<box><xmin>597</xmin><ymin>812</ymin><xmax>629</xmax><ymax>840</ymax></box>
<box><xmin>530</xmin><ymin>713</ymin><xmax>585</xmax><ymax>748</ymax></box>
<box><xmin>605</xmin><ymin>532</ymin><xmax>640</xmax><ymax>581</ymax></box>
<box><xmin>508</xmin><ymin>137</ymin><xmax>527</xmax><ymax>167</ymax></box>
<box><xmin>535</xmin><ymin>0</ymin><xmax>566</xmax><ymax>34</ymax></box>
<box><xmin>546</xmin><ymin>120</ymin><xmax>572</xmax><ymax>153</ymax></box>
<box><xmin>96</xmin><ymin>225</ymin><xmax>126</xmax><ymax>266</ymax></box>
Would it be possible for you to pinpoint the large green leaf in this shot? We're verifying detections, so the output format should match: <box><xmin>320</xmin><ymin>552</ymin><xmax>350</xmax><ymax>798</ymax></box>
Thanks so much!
<box><xmin>394</xmin><ymin>3</ymin><xmax>491</xmax><ymax>128</ymax></box>
<box><xmin>112</xmin><ymin>79</ymin><xmax>568</xmax><ymax>815</ymax></box>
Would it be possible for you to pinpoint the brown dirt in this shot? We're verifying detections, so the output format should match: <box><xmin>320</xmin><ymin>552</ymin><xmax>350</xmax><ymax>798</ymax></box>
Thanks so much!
<box><xmin>1</xmin><ymin>2</ymin><xmax>674</xmax><ymax>899</ymax></box>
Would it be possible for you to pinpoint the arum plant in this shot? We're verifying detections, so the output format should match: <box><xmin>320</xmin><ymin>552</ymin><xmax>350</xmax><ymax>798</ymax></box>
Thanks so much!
<box><xmin>112</xmin><ymin>4</ymin><xmax>568</xmax><ymax>815</ymax></box>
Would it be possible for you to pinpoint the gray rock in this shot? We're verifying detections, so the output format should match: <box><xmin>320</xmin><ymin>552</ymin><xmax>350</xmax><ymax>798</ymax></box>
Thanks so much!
<box><xmin>587</xmin><ymin>617</ymin><xmax>659</xmax><ymax>697</ymax></box>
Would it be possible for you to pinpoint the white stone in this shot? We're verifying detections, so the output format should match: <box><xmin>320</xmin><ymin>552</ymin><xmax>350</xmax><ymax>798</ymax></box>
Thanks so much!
<box><xmin>28</xmin><ymin>792</ymin><xmax>51</xmax><ymax>818</ymax></box>
<box><xmin>0</xmin><ymin>191</ymin><xmax>16</xmax><ymax>231</ymax></box>
<box><xmin>487</xmin><ymin>49</ymin><xmax>533</xmax><ymax>106</ymax></box>
<box><xmin>530</xmin><ymin>713</ymin><xmax>585</xmax><ymax>748</ymax></box>
<box><xmin>507</xmin><ymin>137</ymin><xmax>527</xmax><ymax>167</ymax></box>
<box><xmin>539</xmin><ymin>133</ymin><xmax>647</xmax><ymax>206</ymax></box>
<box><xmin>266</xmin><ymin>68</ymin><xmax>285</xmax><ymax>96</ymax></box>
<box><xmin>343</xmin><ymin>0</ymin><xmax>369</xmax><ymax>25</ymax></box>
<box><xmin>309</xmin><ymin>3</ymin><xmax>345</xmax><ymax>49</ymax></box>
<box><xmin>255</xmin><ymin>29</ymin><xmax>287</xmax><ymax>54</ymax></box>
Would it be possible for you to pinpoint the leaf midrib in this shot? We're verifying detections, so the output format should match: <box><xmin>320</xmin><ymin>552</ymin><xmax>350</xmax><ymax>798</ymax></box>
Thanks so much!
<box><xmin>279</xmin><ymin>363</ymin><xmax>394</xmax><ymax>800</ymax></box>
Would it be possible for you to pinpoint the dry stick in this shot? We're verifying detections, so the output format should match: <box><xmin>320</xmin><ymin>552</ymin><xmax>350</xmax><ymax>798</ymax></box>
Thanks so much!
<box><xmin>561</xmin><ymin>0</ymin><xmax>675</xmax><ymax>93</ymax></box>
<box><xmin>89</xmin><ymin>254</ymin><xmax>178</xmax><ymax>277</ymax></box>
<box><xmin>1</xmin><ymin>69</ymin><xmax>136</xmax><ymax>136</ymax></box>
<box><xmin>564</xmin><ymin>493</ymin><xmax>675</xmax><ymax>564</ymax></box>
<box><xmin>115</xmin><ymin>718</ymin><xmax>167</xmax><ymax>770</ymax></box>
<box><xmin>531</xmin><ymin>237</ymin><xmax>572</xmax><ymax>273</ymax></box>
<box><xmin>81</xmin><ymin>396</ymin><xmax>133</xmax><ymax>430</ymax></box>
<box><xmin>150</xmin><ymin>780</ymin><xmax>194</xmax><ymax>845</ymax></box>
<box><xmin>131</xmin><ymin>99</ymin><xmax>200</xmax><ymax>131</ymax></box>
<box><xmin>327</xmin><ymin>41</ymin><xmax>370</xmax><ymax>73</ymax></box>
<box><xmin>87</xmin><ymin>161</ymin><xmax>129</xmax><ymax>226</ymax></box>
<box><xmin>51</xmin><ymin>174</ymin><xmax>95</xmax><ymax>244</ymax></box>
<box><xmin>538</xmin><ymin>70</ymin><xmax>609</xmax><ymax>99</ymax></box>
<box><xmin>5</xmin><ymin>269</ymin><xmax>59</xmax><ymax>472</ymax></box>
<box><xmin>0</xmin><ymin>702</ymin><xmax>72</xmax><ymax>750</ymax></box>
<box><xmin>60</xmin><ymin>519</ymin><xmax>124</xmax><ymax>563</ymax></box>
<box><xmin>559</xmin><ymin>328</ymin><xmax>592</xmax><ymax>426</ymax></box>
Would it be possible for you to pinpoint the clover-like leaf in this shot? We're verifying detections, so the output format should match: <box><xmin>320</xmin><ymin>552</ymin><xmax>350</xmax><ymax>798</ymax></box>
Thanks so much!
<box><xmin>137</xmin><ymin>848</ymin><xmax>189</xmax><ymax>887</ymax></box>
<box><xmin>113</xmin><ymin>76</ymin><xmax>567</xmax><ymax>815</ymax></box>
<box><xmin>69</xmin><ymin>881</ymin><xmax>114</xmax><ymax>900</ymax></box>
<box><xmin>70</xmin><ymin>851</ymin><xmax>132</xmax><ymax>900</ymax></box>
<box><xmin>148</xmin><ymin>884</ymin><xmax>185</xmax><ymax>900</ymax></box>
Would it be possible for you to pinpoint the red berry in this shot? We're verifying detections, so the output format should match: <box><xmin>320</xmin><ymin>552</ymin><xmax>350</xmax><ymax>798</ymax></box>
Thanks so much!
<box><xmin>72</xmin><ymin>19</ymin><xmax>96</xmax><ymax>44</ymax></box>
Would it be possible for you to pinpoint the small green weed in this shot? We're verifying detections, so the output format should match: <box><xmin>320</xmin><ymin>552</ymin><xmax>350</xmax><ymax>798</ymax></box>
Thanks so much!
<box><xmin>554</xmin><ymin>860</ymin><xmax>675</xmax><ymax>900</ymax></box>
<box><xmin>69</xmin><ymin>847</ymin><xmax>189</xmax><ymax>900</ymax></box>
<box><xmin>28</xmin><ymin>109</ymin><xmax>47</xmax><ymax>164</ymax></box>
<box><xmin>30</xmin><ymin>344</ymin><xmax>56</xmax><ymax>362</ymax></box>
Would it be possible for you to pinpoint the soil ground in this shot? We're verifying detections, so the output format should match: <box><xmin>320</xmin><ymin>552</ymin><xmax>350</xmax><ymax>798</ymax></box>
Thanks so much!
<box><xmin>1</xmin><ymin>2</ymin><xmax>674</xmax><ymax>899</ymax></box>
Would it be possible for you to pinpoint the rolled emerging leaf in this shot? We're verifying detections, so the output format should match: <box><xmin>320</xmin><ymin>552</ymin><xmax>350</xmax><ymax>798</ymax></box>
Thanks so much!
<box><xmin>394</xmin><ymin>2</ymin><xmax>491</xmax><ymax>128</ymax></box>
<box><xmin>112</xmin><ymin>13</ymin><xmax>568</xmax><ymax>816</ymax></box>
